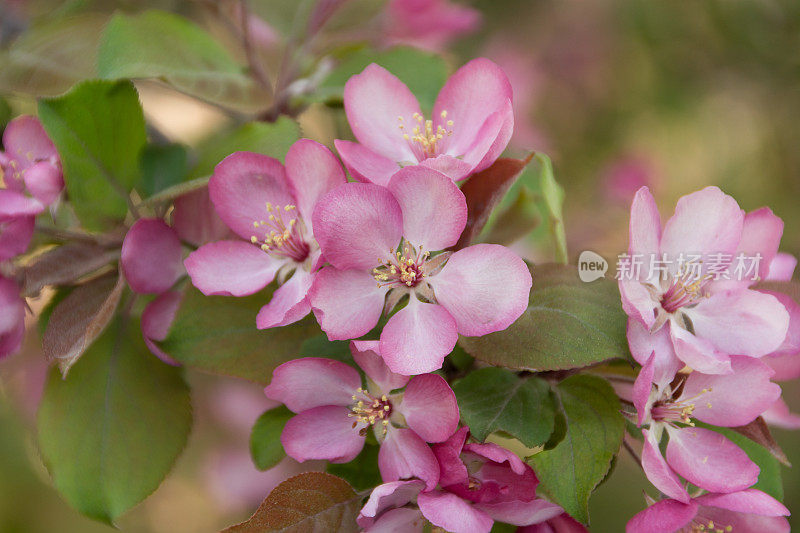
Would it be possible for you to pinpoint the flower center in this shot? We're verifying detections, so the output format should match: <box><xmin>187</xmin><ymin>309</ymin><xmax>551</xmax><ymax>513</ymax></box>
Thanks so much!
<box><xmin>687</xmin><ymin>516</ymin><xmax>732</xmax><ymax>532</ymax></box>
<box><xmin>660</xmin><ymin>272</ymin><xmax>712</xmax><ymax>313</ymax></box>
<box><xmin>250</xmin><ymin>203</ymin><xmax>310</xmax><ymax>263</ymax></box>
<box><xmin>348</xmin><ymin>387</ymin><xmax>392</xmax><ymax>436</ymax></box>
<box><xmin>651</xmin><ymin>387</ymin><xmax>712</xmax><ymax>426</ymax></box>
<box><xmin>372</xmin><ymin>243</ymin><xmax>430</xmax><ymax>289</ymax></box>
<box><xmin>397</xmin><ymin>110</ymin><xmax>454</xmax><ymax>159</ymax></box>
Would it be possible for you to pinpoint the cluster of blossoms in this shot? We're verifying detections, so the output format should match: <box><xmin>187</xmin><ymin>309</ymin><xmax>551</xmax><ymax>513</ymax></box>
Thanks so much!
<box><xmin>617</xmin><ymin>186</ymin><xmax>797</xmax><ymax>531</ymax></box>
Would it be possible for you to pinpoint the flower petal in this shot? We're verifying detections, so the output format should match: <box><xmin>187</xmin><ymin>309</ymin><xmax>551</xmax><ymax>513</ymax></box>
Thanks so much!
<box><xmin>334</xmin><ymin>139</ymin><xmax>400</xmax><ymax>187</ymax></box>
<box><xmin>432</xmin><ymin>244</ymin><xmax>531</xmax><ymax>336</ymax></box>
<box><xmin>462</xmin><ymin>441</ymin><xmax>529</xmax><ymax>475</ymax></box>
<box><xmin>761</xmin><ymin>397</ymin><xmax>800</xmax><ymax>429</ymax></box>
<box><xmin>379</xmin><ymin>299</ymin><xmax>458</xmax><ymax>375</ymax></box>
<box><xmin>433</xmin><ymin>426</ymin><xmax>470</xmax><ymax>487</ymax></box>
<box><xmin>627</xmin><ymin>320</ymin><xmax>683</xmax><ymax>387</ymax></box>
<box><xmin>641</xmin><ymin>429</ymin><xmax>690</xmax><ymax>503</ymax></box>
<box><xmin>619</xmin><ymin>280</ymin><xmax>659</xmax><ymax>330</ymax></box>
<box><xmin>669</xmin><ymin>323</ymin><xmax>731</xmax><ymax>375</ymax></box>
<box><xmin>3</xmin><ymin>115</ymin><xmax>58</xmax><ymax>164</ymax></box>
<box><xmin>264</xmin><ymin>357</ymin><xmax>361</xmax><ymax>412</ymax></box>
<box><xmin>312</xmin><ymin>182</ymin><xmax>403</xmax><ymax>271</ymax></box>
<box><xmin>281</xmin><ymin>405</ymin><xmax>365</xmax><ymax>463</ymax></box>
<box><xmin>351</xmin><ymin>340</ymin><xmax>409</xmax><ymax>393</ymax></box>
<box><xmin>141</xmin><ymin>291</ymin><xmax>182</xmax><ymax>366</ymax></box>
<box><xmin>121</xmin><ymin>219</ymin><xmax>184</xmax><ymax>294</ymax></box>
<box><xmin>209</xmin><ymin>151</ymin><xmax>294</xmax><ymax>241</ymax></box>
<box><xmin>695</xmin><ymin>489</ymin><xmax>789</xmax><ymax>517</ymax></box>
<box><xmin>418</xmin><ymin>154</ymin><xmax>474</xmax><ymax>181</ymax></box>
<box><xmin>365</xmin><ymin>507</ymin><xmax>425</xmax><ymax>533</ymax></box>
<box><xmin>629</xmin><ymin>186</ymin><xmax>662</xmax><ymax>257</ymax></box>
<box><xmin>172</xmin><ymin>187</ymin><xmax>231</xmax><ymax>247</ymax></box>
<box><xmin>387</xmin><ymin>165</ymin><xmax>467</xmax><ymax>251</ymax></box>
<box><xmin>379</xmin><ymin>427</ymin><xmax>440</xmax><ymax>491</ymax></box>
<box><xmin>308</xmin><ymin>267</ymin><xmax>387</xmax><ymax>340</ymax></box>
<box><xmin>624</xmin><ymin>498</ymin><xmax>698</xmax><ymax>533</ymax></box>
<box><xmin>0</xmin><ymin>216</ymin><xmax>34</xmax><ymax>261</ymax></box>
<box><xmin>417</xmin><ymin>490</ymin><xmax>494</xmax><ymax>533</ymax></box>
<box><xmin>476</xmin><ymin>498</ymin><xmax>563</xmax><ymax>527</ymax></box>
<box><xmin>343</xmin><ymin>63</ymin><xmax>421</xmax><ymax>162</ymax></box>
<box><xmin>683</xmin><ymin>355</ymin><xmax>781</xmax><ymax>427</ymax></box>
<box><xmin>284</xmin><ymin>139</ymin><xmax>346</xmax><ymax>228</ymax></box>
<box><xmin>255</xmin><ymin>269</ymin><xmax>313</xmax><ymax>329</ymax></box>
<box><xmin>665</xmin><ymin>426</ymin><xmax>759</xmax><ymax>494</ymax></box>
<box><xmin>0</xmin><ymin>276</ymin><xmax>25</xmax><ymax>359</ymax></box>
<box><xmin>468</xmin><ymin>99</ymin><xmax>514</xmax><ymax>175</ymax></box>
<box><xmin>23</xmin><ymin>161</ymin><xmax>63</xmax><ymax>206</ymax></box>
<box><xmin>184</xmin><ymin>240</ymin><xmax>280</xmax><ymax>296</ymax></box>
<box><xmin>0</xmin><ymin>189</ymin><xmax>44</xmax><ymax>218</ymax></box>
<box><xmin>766</xmin><ymin>253</ymin><xmax>797</xmax><ymax>281</ymax></box>
<box><xmin>734</xmin><ymin>207</ymin><xmax>784</xmax><ymax>282</ymax></box>
<box><xmin>399</xmin><ymin>373</ymin><xmax>459</xmax><ymax>443</ymax></box>
<box><xmin>633</xmin><ymin>352</ymin><xmax>656</xmax><ymax>426</ymax></box>
<box><xmin>358</xmin><ymin>480</ymin><xmax>426</xmax><ymax>528</ymax></box>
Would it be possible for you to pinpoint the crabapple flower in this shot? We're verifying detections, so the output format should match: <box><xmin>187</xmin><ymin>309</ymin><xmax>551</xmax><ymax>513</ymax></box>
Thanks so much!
<box><xmin>631</xmin><ymin>353</ymin><xmax>779</xmax><ymax>502</ymax></box>
<box><xmin>0</xmin><ymin>115</ymin><xmax>63</xmax><ymax>219</ymax></box>
<box><xmin>334</xmin><ymin>58</ymin><xmax>513</xmax><ymax>185</ymax></box>
<box><xmin>622</xmin><ymin>186</ymin><xmax>790</xmax><ymax>379</ymax></box>
<box><xmin>383</xmin><ymin>0</ymin><xmax>481</xmax><ymax>52</ymax></box>
<box><xmin>264</xmin><ymin>341</ymin><xmax>459</xmax><ymax>489</ymax></box>
<box><xmin>0</xmin><ymin>216</ymin><xmax>34</xmax><ymax>262</ymax></box>
<box><xmin>626</xmin><ymin>489</ymin><xmax>790</xmax><ymax>533</ymax></box>
<box><xmin>518</xmin><ymin>513</ymin><xmax>588</xmax><ymax>532</ymax></box>
<box><xmin>0</xmin><ymin>275</ymin><xmax>25</xmax><ymax>359</ymax></box>
<box><xmin>308</xmin><ymin>167</ymin><xmax>531</xmax><ymax>374</ymax></box>
<box><xmin>185</xmin><ymin>139</ymin><xmax>346</xmax><ymax>329</ymax></box>
<box><xmin>121</xmin><ymin>218</ymin><xmax>184</xmax><ymax>295</ymax></box>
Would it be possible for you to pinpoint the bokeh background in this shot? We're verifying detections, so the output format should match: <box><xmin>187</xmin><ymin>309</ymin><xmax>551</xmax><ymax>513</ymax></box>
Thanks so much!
<box><xmin>1</xmin><ymin>0</ymin><xmax>799</xmax><ymax>531</ymax></box>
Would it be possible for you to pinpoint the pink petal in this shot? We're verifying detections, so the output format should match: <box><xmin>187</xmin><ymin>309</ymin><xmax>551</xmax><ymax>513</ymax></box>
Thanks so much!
<box><xmin>627</xmin><ymin>320</ymin><xmax>683</xmax><ymax>387</ymax></box>
<box><xmin>633</xmin><ymin>352</ymin><xmax>656</xmax><ymax>426</ymax></box>
<box><xmin>641</xmin><ymin>429</ymin><xmax>690</xmax><ymax>503</ymax></box>
<box><xmin>669</xmin><ymin>324</ymin><xmax>732</xmax><ymax>375</ymax></box>
<box><xmin>379</xmin><ymin>299</ymin><xmax>458</xmax><ymax>375</ymax></box>
<box><xmin>184</xmin><ymin>240</ymin><xmax>280</xmax><ymax>296</ymax></box>
<box><xmin>693</xmin><ymin>506</ymin><xmax>789</xmax><ymax>533</ymax></box>
<box><xmin>433</xmin><ymin>58</ymin><xmax>513</xmax><ymax>158</ymax></box>
<box><xmin>419</xmin><ymin>154</ymin><xmax>474</xmax><ymax>181</ymax></box>
<box><xmin>735</xmin><ymin>208</ymin><xmax>784</xmax><ymax>282</ymax></box>
<box><xmin>683</xmin><ymin>355</ymin><xmax>781</xmax><ymax>427</ymax></box>
<box><xmin>264</xmin><ymin>357</ymin><xmax>361</xmax><ymax>412</ymax></box>
<box><xmin>462</xmin><ymin>441</ymin><xmax>528</xmax><ymax>475</ymax></box>
<box><xmin>308</xmin><ymin>267</ymin><xmax>387</xmax><ymax>340</ymax></box>
<box><xmin>284</xmin><ymin>139</ymin><xmax>346</xmax><ymax>228</ymax></box>
<box><xmin>432</xmin><ymin>244</ymin><xmax>531</xmax><ymax>336</ymax></box>
<box><xmin>209</xmin><ymin>151</ymin><xmax>294</xmax><ymax>241</ymax></box>
<box><xmin>281</xmin><ymin>405</ymin><xmax>365</xmax><ymax>463</ymax></box>
<box><xmin>766</xmin><ymin>253</ymin><xmax>797</xmax><ymax>281</ymax></box>
<box><xmin>141</xmin><ymin>291</ymin><xmax>182</xmax><ymax>366</ymax></box>
<box><xmin>417</xmin><ymin>490</ymin><xmax>494</xmax><ymax>533</ymax></box>
<box><xmin>334</xmin><ymin>139</ymin><xmax>400</xmax><ymax>187</ymax></box>
<box><xmin>0</xmin><ymin>189</ymin><xmax>44</xmax><ymax>218</ymax></box>
<box><xmin>172</xmin><ymin>187</ymin><xmax>231</xmax><ymax>247</ymax></box>
<box><xmin>659</xmin><ymin>186</ymin><xmax>744</xmax><ymax>258</ymax></box>
<box><xmin>379</xmin><ymin>427</ymin><xmax>440</xmax><ymax>491</ymax></box>
<box><xmin>686</xmin><ymin>289</ymin><xmax>790</xmax><ymax>357</ymax></box>
<box><xmin>760</xmin><ymin>290</ymin><xmax>800</xmax><ymax>365</ymax></box>
<box><xmin>343</xmin><ymin>63</ymin><xmax>421</xmax><ymax>162</ymax></box>
<box><xmin>358</xmin><ymin>480</ymin><xmax>426</xmax><ymax>528</ymax></box>
<box><xmin>433</xmin><ymin>426</ymin><xmax>470</xmax><ymax>487</ymax></box>
<box><xmin>519</xmin><ymin>513</ymin><xmax>587</xmax><ymax>533</ymax></box>
<box><xmin>3</xmin><ymin>115</ymin><xmax>58</xmax><ymax>165</ymax></box>
<box><xmin>312</xmin><ymin>182</ymin><xmax>403</xmax><ymax>271</ymax></box>
<box><xmin>469</xmin><ymin>99</ymin><xmax>514</xmax><ymax>175</ymax></box>
<box><xmin>619</xmin><ymin>280</ymin><xmax>658</xmax><ymax>330</ymax></box>
<box><xmin>695</xmin><ymin>489</ymin><xmax>789</xmax><ymax>517</ymax></box>
<box><xmin>365</xmin><ymin>507</ymin><xmax>425</xmax><ymax>533</ymax></box>
<box><xmin>0</xmin><ymin>276</ymin><xmax>25</xmax><ymax>359</ymax></box>
<box><xmin>0</xmin><ymin>216</ymin><xmax>34</xmax><ymax>261</ymax></box>
<box><xmin>351</xmin><ymin>340</ymin><xmax>409</xmax><ymax>393</ymax></box>
<box><xmin>665</xmin><ymin>426</ymin><xmax>759</xmax><ymax>494</ymax></box>
<box><xmin>121</xmin><ymin>219</ymin><xmax>184</xmax><ymax>294</ymax></box>
<box><xmin>23</xmin><ymin>161</ymin><xmax>63</xmax><ymax>206</ymax></box>
<box><xmin>398</xmin><ymin>373</ymin><xmax>459</xmax><ymax>443</ymax></box>
<box><xmin>476</xmin><ymin>498</ymin><xmax>563</xmax><ymax>527</ymax></box>
<box><xmin>387</xmin><ymin>165</ymin><xmax>466</xmax><ymax>251</ymax></box>
<box><xmin>629</xmin><ymin>187</ymin><xmax>662</xmax><ymax>257</ymax></box>
<box><xmin>624</xmin><ymin>498</ymin><xmax>698</xmax><ymax>533</ymax></box>
<box><xmin>255</xmin><ymin>269</ymin><xmax>313</xmax><ymax>329</ymax></box>
<box><xmin>761</xmin><ymin>397</ymin><xmax>800</xmax><ymax>429</ymax></box>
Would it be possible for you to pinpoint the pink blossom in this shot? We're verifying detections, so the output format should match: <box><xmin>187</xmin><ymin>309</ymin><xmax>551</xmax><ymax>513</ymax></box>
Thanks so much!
<box><xmin>334</xmin><ymin>58</ymin><xmax>513</xmax><ymax>185</ymax></box>
<box><xmin>602</xmin><ymin>154</ymin><xmax>658</xmax><ymax>206</ymax></box>
<box><xmin>622</xmin><ymin>186</ymin><xmax>790</xmax><ymax>378</ymax></box>
<box><xmin>518</xmin><ymin>513</ymin><xmax>588</xmax><ymax>532</ymax></box>
<box><xmin>0</xmin><ymin>216</ymin><xmax>34</xmax><ymax>262</ymax></box>
<box><xmin>185</xmin><ymin>139</ymin><xmax>346</xmax><ymax>329</ymax></box>
<box><xmin>121</xmin><ymin>218</ymin><xmax>185</xmax><ymax>295</ymax></box>
<box><xmin>308</xmin><ymin>167</ymin><xmax>531</xmax><ymax>374</ymax></box>
<box><xmin>382</xmin><ymin>0</ymin><xmax>481</xmax><ymax>52</ymax></box>
<box><xmin>0</xmin><ymin>275</ymin><xmax>25</xmax><ymax>359</ymax></box>
<box><xmin>631</xmin><ymin>353</ymin><xmax>778</xmax><ymax>502</ymax></box>
<box><xmin>264</xmin><ymin>342</ymin><xmax>459</xmax><ymax>489</ymax></box>
<box><xmin>0</xmin><ymin>115</ymin><xmax>63</xmax><ymax>220</ymax></box>
<box><xmin>626</xmin><ymin>490</ymin><xmax>789</xmax><ymax>533</ymax></box>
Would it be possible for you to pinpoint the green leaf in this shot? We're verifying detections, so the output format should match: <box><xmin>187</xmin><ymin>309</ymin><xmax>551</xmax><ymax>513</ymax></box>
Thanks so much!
<box><xmin>299</xmin><ymin>335</ymin><xmax>354</xmax><ymax>364</ymax></box>
<box><xmin>528</xmin><ymin>375</ymin><xmax>624</xmax><ymax>524</ymax></box>
<box><xmin>37</xmin><ymin>316</ymin><xmax>191</xmax><ymax>524</ymax></box>
<box><xmin>534</xmin><ymin>154</ymin><xmax>568</xmax><ymax>264</ymax></box>
<box><xmin>453</xmin><ymin>368</ymin><xmax>556</xmax><ymax>447</ymax></box>
<box><xmin>0</xmin><ymin>14</ymin><xmax>106</xmax><ymax>96</ymax></box>
<box><xmin>327</xmin><ymin>445</ymin><xmax>382</xmax><ymax>491</ymax></box>
<box><xmin>0</xmin><ymin>97</ymin><xmax>11</xmax><ymax>130</ymax></box>
<box><xmin>158</xmin><ymin>286</ymin><xmax>320</xmax><ymax>383</ymax></box>
<box><xmin>316</xmin><ymin>47</ymin><xmax>449</xmax><ymax>110</ymax></box>
<box><xmin>459</xmin><ymin>263</ymin><xmax>632</xmax><ymax>371</ymax></box>
<box><xmin>189</xmin><ymin>118</ymin><xmax>301</xmax><ymax>178</ymax></box>
<box><xmin>38</xmin><ymin>80</ymin><xmax>147</xmax><ymax>230</ymax></box>
<box><xmin>483</xmin><ymin>186</ymin><xmax>540</xmax><ymax>246</ymax></box>
<box><xmin>98</xmin><ymin>10</ymin><xmax>270</xmax><ymax>113</ymax></box>
<box><xmin>139</xmin><ymin>143</ymin><xmax>188</xmax><ymax>198</ymax></box>
<box><xmin>250</xmin><ymin>406</ymin><xmax>294</xmax><ymax>471</ymax></box>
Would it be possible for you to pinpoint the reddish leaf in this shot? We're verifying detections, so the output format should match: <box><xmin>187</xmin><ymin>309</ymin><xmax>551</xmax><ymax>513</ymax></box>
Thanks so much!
<box><xmin>754</xmin><ymin>281</ymin><xmax>800</xmax><ymax>302</ymax></box>
<box><xmin>42</xmin><ymin>273</ymin><xmax>126</xmax><ymax>377</ymax></box>
<box><xmin>22</xmin><ymin>242</ymin><xmax>119</xmax><ymax>297</ymax></box>
<box><xmin>731</xmin><ymin>416</ymin><xmax>791</xmax><ymax>467</ymax></box>
<box><xmin>454</xmin><ymin>153</ymin><xmax>534</xmax><ymax>250</ymax></box>
<box><xmin>222</xmin><ymin>472</ymin><xmax>361</xmax><ymax>533</ymax></box>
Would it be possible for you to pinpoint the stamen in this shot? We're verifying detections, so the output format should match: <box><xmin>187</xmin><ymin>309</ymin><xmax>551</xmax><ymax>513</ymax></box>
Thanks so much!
<box><xmin>249</xmin><ymin>204</ymin><xmax>310</xmax><ymax>263</ymax></box>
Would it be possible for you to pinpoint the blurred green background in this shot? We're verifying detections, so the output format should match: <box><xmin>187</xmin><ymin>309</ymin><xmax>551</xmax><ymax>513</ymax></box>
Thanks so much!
<box><xmin>1</xmin><ymin>0</ymin><xmax>799</xmax><ymax>531</ymax></box>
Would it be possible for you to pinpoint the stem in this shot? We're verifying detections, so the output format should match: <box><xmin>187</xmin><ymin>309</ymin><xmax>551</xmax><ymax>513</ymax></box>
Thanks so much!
<box><xmin>239</xmin><ymin>0</ymin><xmax>274</xmax><ymax>98</ymax></box>
<box><xmin>623</xmin><ymin>435</ymin><xmax>643</xmax><ymax>469</ymax></box>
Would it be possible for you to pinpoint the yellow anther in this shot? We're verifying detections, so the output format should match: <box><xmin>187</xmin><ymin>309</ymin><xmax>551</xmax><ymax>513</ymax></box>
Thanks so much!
<box><xmin>285</xmin><ymin>205</ymin><xmax>296</xmax><ymax>211</ymax></box>
<box><xmin>440</xmin><ymin>110</ymin><xmax>447</xmax><ymax>118</ymax></box>
<box><xmin>260</xmin><ymin>244</ymin><xmax>270</xmax><ymax>252</ymax></box>
<box><xmin>447</xmin><ymin>120</ymin><xmax>454</xmax><ymax>126</ymax></box>
<box><xmin>250</xmin><ymin>236</ymin><xmax>258</xmax><ymax>243</ymax></box>
<box><xmin>253</xmin><ymin>221</ymin><xmax>260</xmax><ymax>228</ymax></box>
<box><xmin>266</xmin><ymin>202</ymin><xmax>273</xmax><ymax>211</ymax></box>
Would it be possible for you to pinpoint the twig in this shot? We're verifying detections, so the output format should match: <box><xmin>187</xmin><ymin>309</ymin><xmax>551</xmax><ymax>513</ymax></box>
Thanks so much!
<box><xmin>239</xmin><ymin>0</ymin><xmax>274</xmax><ymax>98</ymax></box>
<box><xmin>623</xmin><ymin>436</ymin><xmax>643</xmax><ymax>467</ymax></box>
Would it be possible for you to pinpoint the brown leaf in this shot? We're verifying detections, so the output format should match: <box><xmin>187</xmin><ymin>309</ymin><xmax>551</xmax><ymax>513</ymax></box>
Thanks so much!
<box><xmin>454</xmin><ymin>153</ymin><xmax>534</xmax><ymax>250</ymax></box>
<box><xmin>222</xmin><ymin>472</ymin><xmax>361</xmax><ymax>533</ymax></box>
<box><xmin>731</xmin><ymin>416</ymin><xmax>791</xmax><ymax>467</ymax></box>
<box><xmin>42</xmin><ymin>273</ymin><xmax>126</xmax><ymax>377</ymax></box>
<box><xmin>21</xmin><ymin>243</ymin><xmax>119</xmax><ymax>297</ymax></box>
<box><xmin>754</xmin><ymin>280</ymin><xmax>800</xmax><ymax>302</ymax></box>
